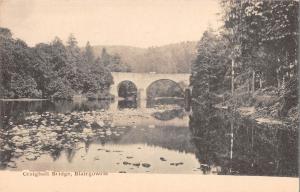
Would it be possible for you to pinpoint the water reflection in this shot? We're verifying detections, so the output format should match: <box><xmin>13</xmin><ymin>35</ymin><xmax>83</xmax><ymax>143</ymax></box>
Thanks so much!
<box><xmin>0</xmin><ymin>100</ymin><xmax>110</xmax><ymax>125</ymax></box>
<box><xmin>0</xmin><ymin>99</ymin><xmax>297</xmax><ymax>176</ymax></box>
<box><xmin>152</xmin><ymin>108</ymin><xmax>185</xmax><ymax>121</ymax></box>
<box><xmin>118</xmin><ymin>98</ymin><xmax>137</xmax><ymax>109</ymax></box>
<box><xmin>0</xmin><ymin>99</ymin><xmax>197</xmax><ymax>173</ymax></box>
<box><xmin>189</xmin><ymin>104</ymin><xmax>298</xmax><ymax>177</ymax></box>
<box><xmin>147</xmin><ymin>98</ymin><xmax>184</xmax><ymax>108</ymax></box>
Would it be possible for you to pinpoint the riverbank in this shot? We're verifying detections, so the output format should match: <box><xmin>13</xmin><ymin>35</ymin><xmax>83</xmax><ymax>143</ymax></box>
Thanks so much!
<box><xmin>213</xmin><ymin>87</ymin><xmax>298</xmax><ymax>128</ymax></box>
<box><xmin>214</xmin><ymin>104</ymin><xmax>287</xmax><ymax>126</ymax></box>
<box><xmin>0</xmin><ymin>98</ymin><xmax>48</xmax><ymax>101</ymax></box>
<box><xmin>0</xmin><ymin>94</ymin><xmax>114</xmax><ymax>102</ymax></box>
<box><xmin>237</xmin><ymin>106</ymin><xmax>285</xmax><ymax>125</ymax></box>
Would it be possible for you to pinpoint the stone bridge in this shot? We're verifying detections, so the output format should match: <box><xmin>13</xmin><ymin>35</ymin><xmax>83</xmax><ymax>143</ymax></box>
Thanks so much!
<box><xmin>110</xmin><ymin>72</ymin><xmax>190</xmax><ymax>108</ymax></box>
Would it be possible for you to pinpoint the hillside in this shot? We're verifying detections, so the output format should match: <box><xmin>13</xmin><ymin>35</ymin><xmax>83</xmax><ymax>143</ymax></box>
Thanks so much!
<box><xmin>90</xmin><ymin>41</ymin><xmax>197</xmax><ymax>73</ymax></box>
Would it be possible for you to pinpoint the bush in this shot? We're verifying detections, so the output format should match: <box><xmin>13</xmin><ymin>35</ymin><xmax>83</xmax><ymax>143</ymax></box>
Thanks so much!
<box><xmin>9</xmin><ymin>74</ymin><xmax>40</xmax><ymax>98</ymax></box>
<box><xmin>46</xmin><ymin>78</ymin><xmax>75</xmax><ymax>99</ymax></box>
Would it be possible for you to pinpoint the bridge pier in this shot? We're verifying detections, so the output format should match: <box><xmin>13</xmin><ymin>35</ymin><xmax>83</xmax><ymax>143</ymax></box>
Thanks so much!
<box><xmin>138</xmin><ymin>88</ymin><xmax>147</xmax><ymax>109</ymax></box>
<box><xmin>109</xmin><ymin>99</ymin><xmax>119</xmax><ymax>111</ymax></box>
<box><xmin>110</xmin><ymin>85</ymin><xmax>118</xmax><ymax>100</ymax></box>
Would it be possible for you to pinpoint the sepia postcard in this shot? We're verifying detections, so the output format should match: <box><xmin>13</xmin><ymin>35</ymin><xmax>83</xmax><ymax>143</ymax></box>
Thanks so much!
<box><xmin>0</xmin><ymin>0</ymin><xmax>298</xmax><ymax>191</ymax></box>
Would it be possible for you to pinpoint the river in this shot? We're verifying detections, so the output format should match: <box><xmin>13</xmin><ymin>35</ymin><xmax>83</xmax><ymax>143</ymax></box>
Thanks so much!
<box><xmin>0</xmin><ymin>99</ymin><xmax>297</xmax><ymax>176</ymax></box>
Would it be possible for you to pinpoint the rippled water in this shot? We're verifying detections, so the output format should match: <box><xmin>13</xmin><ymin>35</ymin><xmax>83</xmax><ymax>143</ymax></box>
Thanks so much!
<box><xmin>0</xmin><ymin>99</ymin><xmax>297</xmax><ymax>176</ymax></box>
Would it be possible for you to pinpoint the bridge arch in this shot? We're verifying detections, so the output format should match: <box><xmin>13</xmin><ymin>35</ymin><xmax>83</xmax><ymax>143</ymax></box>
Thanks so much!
<box><xmin>109</xmin><ymin>72</ymin><xmax>190</xmax><ymax>109</ymax></box>
<box><xmin>117</xmin><ymin>80</ymin><xmax>137</xmax><ymax>98</ymax></box>
<box><xmin>146</xmin><ymin>79</ymin><xmax>185</xmax><ymax>99</ymax></box>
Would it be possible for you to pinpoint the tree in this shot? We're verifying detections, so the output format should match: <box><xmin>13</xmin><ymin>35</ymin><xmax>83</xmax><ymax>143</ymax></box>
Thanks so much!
<box><xmin>84</xmin><ymin>41</ymin><xmax>95</xmax><ymax>66</ymax></box>
<box><xmin>100</xmin><ymin>48</ymin><xmax>110</xmax><ymax>67</ymax></box>
<box><xmin>0</xmin><ymin>28</ymin><xmax>40</xmax><ymax>98</ymax></box>
<box><xmin>65</xmin><ymin>34</ymin><xmax>88</xmax><ymax>92</ymax></box>
<box><xmin>221</xmin><ymin>0</ymin><xmax>299</xmax><ymax>89</ymax></box>
<box><xmin>0</xmin><ymin>28</ymin><xmax>114</xmax><ymax>99</ymax></box>
<box><xmin>191</xmin><ymin>29</ymin><xmax>231</xmax><ymax>106</ymax></box>
<box><xmin>99</xmin><ymin>48</ymin><xmax>131</xmax><ymax>72</ymax></box>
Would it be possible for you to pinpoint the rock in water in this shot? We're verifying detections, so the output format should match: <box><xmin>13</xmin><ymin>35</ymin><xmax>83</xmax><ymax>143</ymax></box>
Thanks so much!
<box><xmin>148</xmin><ymin>125</ymin><xmax>155</xmax><ymax>128</ymax></box>
<box><xmin>7</xmin><ymin>162</ymin><xmax>17</xmax><ymax>168</ymax></box>
<box><xmin>132</xmin><ymin>163</ymin><xmax>140</xmax><ymax>167</ymax></box>
<box><xmin>123</xmin><ymin>161</ymin><xmax>131</xmax><ymax>165</ymax></box>
<box><xmin>90</xmin><ymin>123</ymin><xmax>99</xmax><ymax>129</ymax></box>
<box><xmin>91</xmin><ymin>122</ymin><xmax>102</xmax><ymax>129</ymax></box>
<box><xmin>97</xmin><ymin>121</ymin><xmax>105</xmax><ymax>127</ymax></box>
<box><xmin>106</xmin><ymin>131</ymin><xmax>112</xmax><ymax>135</ymax></box>
<box><xmin>142</xmin><ymin>163</ymin><xmax>151</xmax><ymax>168</ymax></box>
<box><xmin>25</xmin><ymin>153</ymin><xmax>38</xmax><ymax>161</ymax></box>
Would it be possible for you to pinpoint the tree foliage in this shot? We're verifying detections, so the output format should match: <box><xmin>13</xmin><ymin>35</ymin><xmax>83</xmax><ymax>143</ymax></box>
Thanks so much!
<box><xmin>221</xmin><ymin>0</ymin><xmax>299</xmax><ymax>86</ymax></box>
<box><xmin>0</xmin><ymin>28</ymin><xmax>113</xmax><ymax>99</ymax></box>
<box><xmin>191</xmin><ymin>0</ymin><xmax>299</xmax><ymax>117</ymax></box>
<box><xmin>99</xmin><ymin>48</ymin><xmax>131</xmax><ymax>72</ymax></box>
<box><xmin>191</xmin><ymin>29</ymin><xmax>231</xmax><ymax>105</ymax></box>
<box><xmin>91</xmin><ymin>41</ymin><xmax>197</xmax><ymax>73</ymax></box>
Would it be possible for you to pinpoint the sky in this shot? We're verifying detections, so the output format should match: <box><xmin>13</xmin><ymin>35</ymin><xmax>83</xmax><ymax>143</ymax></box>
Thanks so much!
<box><xmin>0</xmin><ymin>0</ymin><xmax>221</xmax><ymax>47</ymax></box>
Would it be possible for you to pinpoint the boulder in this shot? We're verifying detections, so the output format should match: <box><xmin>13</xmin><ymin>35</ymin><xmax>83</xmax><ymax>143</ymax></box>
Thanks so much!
<box><xmin>97</xmin><ymin>120</ymin><xmax>105</xmax><ymax>127</ymax></box>
<box><xmin>25</xmin><ymin>153</ymin><xmax>38</xmax><ymax>161</ymax></box>
<box><xmin>7</xmin><ymin>161</ymin><xmax>17</xmax><ymax>168</ymax></box>
<box><xmin>142</xmin><ymin>163</ymin><xmax>151</xmax><ymax>168</ymax></box>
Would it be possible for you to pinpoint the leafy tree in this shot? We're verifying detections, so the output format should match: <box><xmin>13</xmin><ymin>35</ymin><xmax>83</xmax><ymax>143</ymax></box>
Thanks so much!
<box><xmin>84</xmin><ymin>41</ymin><xmax>95</xmax><ymax>66</ymax></box>
<box><xmin>9</xmin><ymin>73</ymin><xmax>40</xmax><ymax>98</ymax></box>
<box><xmin>0</xmin><ymin>28</ymin><xmax>114</xmax><ymax>99</ymax></box>
<box><xmin>0</xmin><ymin>28</ymin><xmax>39</xmax><ymax>98</ymax></box>
<box><xmin>90</xmin><ymin>42</ymin><xmax>196</xmax><ymax>73</ymax></box>
<box><xmin>190</xmin><ymin>0</ymin><xmax>299</xmax><ymax>119</ymax></box>
<box><xmin>221</xmin><ymin>0</ymin><xmax>299</xmax><ymax>88</ymax></box>
<box><xmin>218</xmin><ymin>0</ymin><xmax>299</xmax><ymax>116</ymax></box>
<box><xmin>99</xmin><ymin>48</ymin><xmax>131</xmax><ymax>72</ymax></box>
<box><xmin>191</xmin><ymin>29</ymin><xmax>231</xmax><ymax>106</ymax></box>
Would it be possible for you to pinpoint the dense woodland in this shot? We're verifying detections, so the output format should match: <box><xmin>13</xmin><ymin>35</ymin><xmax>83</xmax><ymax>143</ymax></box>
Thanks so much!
<box><xmin>0</xmin><ymin>28</ymin><xmax>195</xmax><ymax>99</ymax></box>
<box><xmin>91</xmin><ymin>41</ymin><xmax>197</xmax><ymax>73</ymax></box>
<box><xmin>1</xmin><ymin>0</ymin><xmax>298</xmax><ymax>124</ymax></box>
<box><xmin>0</xmin><ymin>28</ymin><xmax>133</xmax><ymax>99</ymax></box>
<box><xmin>190</xmin><ymin>0</ymin><xmax>299</xmax><ymax>122</ymax></box>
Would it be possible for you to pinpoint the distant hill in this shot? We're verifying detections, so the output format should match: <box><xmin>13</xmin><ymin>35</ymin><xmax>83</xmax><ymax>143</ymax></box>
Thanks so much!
<box><xmin>90</xmin><ymin>41</ymin><xmax>198</xmax><ymax>73</ymax></box>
